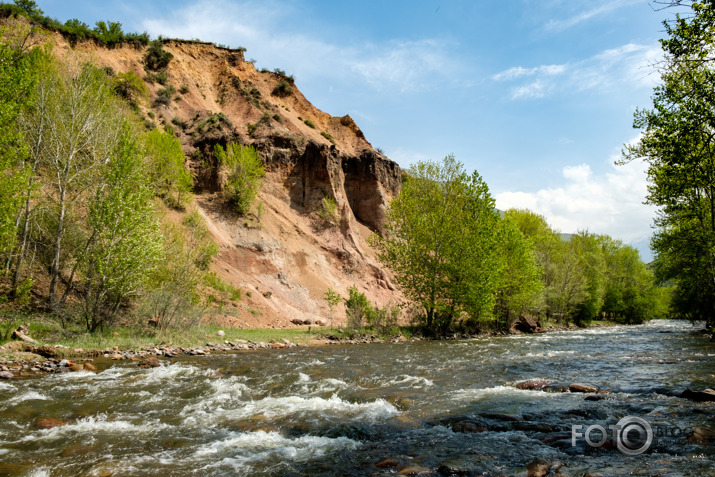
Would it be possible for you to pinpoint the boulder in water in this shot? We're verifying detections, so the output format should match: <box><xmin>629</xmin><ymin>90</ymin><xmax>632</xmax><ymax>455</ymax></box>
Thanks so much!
<box><xmin>686</xmin><ymin>426</ymin><xmax>715</xmax><ymax>444</ymax></box>
<box><xmin>516</xmin><ymin>379</ymin><xmax>552</xmax><ymax>390</ymax></box>
<box><xmin>376</xmin><ymin>458</ymin><xmax>400</xmax><ymax>468</ymax></box>
<box><xmin>398</xmin><ymin>465</ymin><xmax>431</xmax><ymax>475</ymax></box>
<box><xmin>137</xmin><ymin>357</ymin><xmax>161</xmax><ymax>368</ymax></box>
<box><xmin>512</xmin><ymin>315</ymin><xmax>539</xmax><ymax>333</ymax></box>
<box><xmin>680</xmin><ymin>388</ymin><xmax>715</xmax><ymax>402</ymax></box>
<box><xmin>527</xmin><ymin>458</ymin><xmax>562</xmax><ymax>477</ymax></box>
<box><xmin>569</xmin><ymin>383</ymin><xmax>599</xmax><ymax>393</ymax></box>
<box><xmin>34</xmin><ymin>417</ymin><xmax>66</xmax><ymax>429</ymax></box>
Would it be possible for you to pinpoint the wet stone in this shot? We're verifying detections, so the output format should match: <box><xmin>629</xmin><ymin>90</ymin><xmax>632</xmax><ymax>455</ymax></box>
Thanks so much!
<box><xmin>34</xmin><ymin>417</ymin><xmax>66</xmax><ymax>429</ymax></box>
<box><xmin>398</xmin><ymin>465</ymin><xmax>431</xmax><ymax>475</ymax></box>
<box><xmin>569</xmin><ymin>383</ymin><xmax>599</xmax><ymax>393</ymax></box>
<box><xmin>376</xmin><ymin>458</ymin><xmax>400</xmax><ymax>468</ymax></box>
<box><xmin>437</xmin><ymin>456</ymin><xmax>481</xmax><ymax>475</ymax></box>
<box><xmin>686</xmin><ymin>426</ymin><xmax>715</xmax><ymax>444</ymax></box>
<box><xmin>0</xmin><ymin>371</ymin><xmax>13</xmax><ymax>379</ymax></box>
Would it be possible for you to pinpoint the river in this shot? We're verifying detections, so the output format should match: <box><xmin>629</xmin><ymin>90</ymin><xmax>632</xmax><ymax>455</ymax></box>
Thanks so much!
<box><xmin>0</xmin><ymin>320</ymin><xmax>713</xmax><ymax>476</ymax></box>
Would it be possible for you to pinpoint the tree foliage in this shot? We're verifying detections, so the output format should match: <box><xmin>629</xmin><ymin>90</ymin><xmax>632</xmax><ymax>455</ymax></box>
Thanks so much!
<box><xmin>371</xmin><ymin>155</ymin><xmax>501</xmax><ymax>335</ymax></box>
<box><xmin>214</xmin><ymin>143</ymin><xmax>265</xmax><ymax>215</ymax></box>
<box><xmin>623</xmin><ymin>0</ymin><xmax>715</xmax><ymax>327</ymax></box>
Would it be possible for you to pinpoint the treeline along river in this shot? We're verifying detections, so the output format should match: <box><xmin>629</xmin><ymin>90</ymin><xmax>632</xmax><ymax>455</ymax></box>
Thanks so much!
<box><xmin>0</xmin><ymin>320</ymin><xmax>713</xmax><ymax>476</ymax></box>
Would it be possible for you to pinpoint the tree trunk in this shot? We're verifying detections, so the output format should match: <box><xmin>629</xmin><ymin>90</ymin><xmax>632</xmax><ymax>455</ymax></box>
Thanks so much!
<box><xmin>48</xmin><ymin>188</ymin><xmax>66</xmax><ymax>308</ymax></box>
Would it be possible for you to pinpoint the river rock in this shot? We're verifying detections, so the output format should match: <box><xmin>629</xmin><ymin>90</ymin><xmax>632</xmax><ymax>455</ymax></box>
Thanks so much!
<box><xmin>217</xmin><ymin>330</ymin><xmax>225</xmax><ymax>337</ymax></box>
<box><xmin>512</xmin><ymin>315</ymin><xmax>539</xmax><ymax>333</ymax></box>
<box><xmin>0</xmin><ymin>371</ymin><xmax>13</xmax><ymax>379</ymax></box>
<box><xmin>271</xmin><ymin>342</ymin><xmax>286</xmax><ymax>349</ymax></box>
<box><xmin>34</xmin><ymin>417</ymin><xmax>66</xmax><ymax>429</ymax></box>
<box><xmin>376</xmin><ymin>458</ymin><xmax>400</xmax><ymax>468</ymax></box>
<box><xmin>451</xmin><ymin>420</ymin><xmax>486</xmax><ymax>433</ymax></box>
<box><xmin>69</xmin><ymin>364</ymin><xmax>84</xmax><ymax>372</ymax></box>
<box><xmin>569</xmin><ymin>383</ymin><xmax>599</xmax><ymax>393</ymax></box>
<box><xmin>398</xmin><ymin>465</ymin><xmax>431</xmax><ymax>475</ymax></box>
<box><xmin>680</xmin><ymin>388</ymin><xmax>715</xmax><ymax>402</ymax></box>
<box><xmin>543</xmin><ymin>383</ymin><xmax>570</xmax><ymax>393</ymax></box>
<box><xmin>479</xmin><ymin>412</ymin><xmax>522</xmax><ymax>422</ymax></box>
<box><xmin>527</xmin><ymin>458</ymin><xmax>562</xmax><ymax>477</ymax></box>
<box><xmin>34</xmin><ymin>345</ymin><xmax>57</xmax><ymax>358</ymax></box>
<box><xmin>686</xmin><ymin>426</ymin><xmax>715</xmax><ymax>444</ymax></box>
<box><xmin>516</xmin><ymin>379</ymin><xmax>552</xmax><ymax>390</ymax></box>
<box><xmin>137</xmin><ymin>357</ymin><xmax>161</xmax><ymax>368</ymax></box>
<box><xmin>83</xmin><ymin>363</ymin><xmax>97</xmax><ymax>372</ymax></box>
<box><xmin>437</xmin><ymin>456</ymin><xmax>480</xmax><ymax>475</ymax></box>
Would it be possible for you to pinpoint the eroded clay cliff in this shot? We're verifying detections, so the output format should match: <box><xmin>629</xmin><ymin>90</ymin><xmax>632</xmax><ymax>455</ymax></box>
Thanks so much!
<box><xmin>47</xmin><ymin>33</ymin><xmax>403</xmax><ymax>327</ymax></box>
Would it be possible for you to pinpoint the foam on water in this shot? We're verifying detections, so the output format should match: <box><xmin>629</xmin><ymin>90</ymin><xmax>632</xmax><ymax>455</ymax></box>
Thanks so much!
<box><xmin>194</xmin><ymin>430</ymin><xmax>360</xmax><ymax>473</ymax></box>
<box><xmin>5</xmin><ymin>390</ymin><xmax>50</xmax><ymax>404</ymax></box>
<box><xmin>452</xmin><ymin>385</ymin><xmax>559</xmax><ymax>402</ymax></box>
<box><xmin>180</xmin><ymin>394</ymin><xmax>399</xmax><ymax>428</ymax></box>
<box><xmin>379</xmin><ymin>374</ymin><xmax>435</xmax><ymax>388</ymax></box>
<box><xmin>17</xmin><ymin>414</ymin><xmax>172</xmax><ymax>443</ymax></box>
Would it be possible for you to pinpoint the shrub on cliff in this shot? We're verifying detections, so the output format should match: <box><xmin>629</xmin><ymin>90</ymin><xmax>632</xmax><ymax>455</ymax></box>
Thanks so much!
<box><xmin>144</xmin><ymin>39</ymin><xmax>173</xmax><ymax>71</ymax></box>
<box><xmin>214</xmin><ymin>143</ymin><xmax>265</xmax><ymax>215</ymax></box>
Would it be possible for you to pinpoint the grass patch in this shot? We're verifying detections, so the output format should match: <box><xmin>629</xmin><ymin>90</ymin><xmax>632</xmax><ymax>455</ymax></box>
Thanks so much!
<box><xmin>3</xmin><ymin>317</ymin><xmax>319</xmax><ymax>350</ymax></box>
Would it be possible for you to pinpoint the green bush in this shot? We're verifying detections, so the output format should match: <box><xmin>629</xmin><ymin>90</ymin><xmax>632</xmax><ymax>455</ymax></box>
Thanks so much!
<box><xmin>272</xmin><ymin>80</ymin><xmax>293</xmax><ymax>97</ymax></box>
<box><xmin>318</xmin><ymin>196</ymin><xmax>339</xmax><ymax>226</ymax></box>
<box><xmin>214</xmin><ymin>143</ymin><xmax>265</xmax><ymax>215</ymax></box>
<box><xmin>153</xmin><ymin>84</ymin><xmax>175</xmax><ymax>107</ymax></box>
<box><xmin>304</xmin><ymin>119</ymin><xmax>316</xmax><ymax>129</ymax></box>
<box><xmin>345</xmin><ymin>285</ymin><xmax>374</xmax><ymax>330</ymax></box>
<box><xmin>144</xmin><ymin>39</ymin><xmax>173</xmax><ymax>71</ymax></box>
<box><xmin>321</xmin><ymin>131</ymin><xmax>336</xmax><ymax>145</ymax></box>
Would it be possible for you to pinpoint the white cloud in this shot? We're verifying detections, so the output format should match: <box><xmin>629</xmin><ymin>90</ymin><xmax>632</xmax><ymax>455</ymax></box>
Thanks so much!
<box><xmin>493</xmin><ymin>42</ymin><xmax>662</xmax><ymax>100</ymax></box>
<box><xmin>494</xmin><ymin>144</ymin><xmax>656</xmax><ymax>249</ymax></box>
<box><xmin>492</xmin><ymin>64</ymin><xmax>566</xmax><ymax>81</ymax></box>
<box><xmin>544</xmin><ymin>0</ymin><xmax>643</xmax><ymax>32</ymax></box>
<box><xmin>141</xmin><ymin>0</ymin><xmax>463</xmax><ymax>95</ymax></box>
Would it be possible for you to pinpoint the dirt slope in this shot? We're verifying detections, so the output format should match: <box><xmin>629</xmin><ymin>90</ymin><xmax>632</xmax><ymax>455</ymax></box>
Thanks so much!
<box><xmin>45</xmin><ymin>30</ymin><xmax>404</xmax><ymax>328</ymax></box>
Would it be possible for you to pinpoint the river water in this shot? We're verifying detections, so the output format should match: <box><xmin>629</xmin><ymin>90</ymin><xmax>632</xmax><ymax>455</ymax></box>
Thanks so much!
<box><xmin>0</xmin><ymin>320</ymin><xmax>713</xmax><ymax>476</ymax></box>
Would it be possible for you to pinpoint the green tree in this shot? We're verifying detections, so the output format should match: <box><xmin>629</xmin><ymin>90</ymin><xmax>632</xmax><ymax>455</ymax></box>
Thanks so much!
<box><xmin>78</xmin><ymin>126</ymin><xmax>162</xmax><ymax>331</ymax></box>
<box><xmin>571</xmin><ymin>231</ymin><xmax>607</xmax><ymax>325</ymax></box>
<box><xmin>214</xmin><ymin>143</ymin><xmax>265</xmax><ymax>215</ymax></box>
<box><xmin>600</xmin><ymin>238</ymin><xmax>660</xmax><ymax>324</ymax></box>
<box><xmin>371</xmin><ymin>155</ymin><xmax>500</xmax><ymax>335</ymax></box>
<box><xmin>622</xmin><ymin>0</ymin><xmax>715</xmax><ymax>327</ymax></box>
<box><xmin>324</xmin><ymin>287</ymin><xmax>341</xmax><ymax>328</ymax></box>
<box><xmin>23</xmin><ymin>59</ymin><xmax>124</xmax><ymax>308</ymax></box>
<box><xmin>491</xmin><ymin>215</ymin><xmax>543</xmax><ymax>330</ymax></box>
<box><xmin>0</xmin><ymin>42</ymin><xmax>34</xmax><ymax>259</ymax></box>
<box><xmin>344</xmin><ymin>285</ymin><xmax>373</xmax><ymax>330</ymax></box>
<box><xmin>13</xmin><ymin>0</ymin><xmax>42</xmax><ymax>17</ymax></box>
<box><xmin>93</xmin><ymin>21</ymin><xmax>124</xmax><ymax>48</ymax></box>
<box><xmin>144</xmin><ymin>129</ymin><xmax>192</xmax><ymax>207</ymax></box>
<box><xmin>142</xmin><ymin>209</ymin><xmax>217</xmax><ymax>330</ymax></box>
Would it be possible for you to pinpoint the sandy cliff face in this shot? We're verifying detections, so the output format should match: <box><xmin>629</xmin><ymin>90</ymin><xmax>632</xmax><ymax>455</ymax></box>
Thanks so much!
<box><xmin>50</xmin><ymin>34</ymin><xmax>404</xmax><ymax>327</ymax></box>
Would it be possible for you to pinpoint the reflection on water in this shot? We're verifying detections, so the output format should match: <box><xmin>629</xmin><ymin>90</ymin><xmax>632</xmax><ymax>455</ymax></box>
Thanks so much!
<box><xmin>0</xmin><ymin>320</ymin><xmax>713</xmax><ymax>476</ymax></box>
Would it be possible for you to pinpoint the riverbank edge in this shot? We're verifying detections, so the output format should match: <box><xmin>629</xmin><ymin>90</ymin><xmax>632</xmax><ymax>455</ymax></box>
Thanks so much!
<box><xmin>0</xmin><ymin>321</ymin><xmax>635</xmax><ymax>380</ymax></box>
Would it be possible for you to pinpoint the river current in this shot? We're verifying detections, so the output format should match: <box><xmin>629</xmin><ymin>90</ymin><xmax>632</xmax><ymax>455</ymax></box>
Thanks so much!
<box><xmin>0</xmin><ymin>320</ymin><xmax>713</xmax><ymax>476</ymax></box>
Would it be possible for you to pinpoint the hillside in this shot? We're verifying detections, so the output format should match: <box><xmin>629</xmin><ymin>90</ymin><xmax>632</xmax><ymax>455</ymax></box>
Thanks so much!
<box><xmin>44</xmin><ymin>26</ymin><xmax>404</xmax><ymax>329</ymax></box>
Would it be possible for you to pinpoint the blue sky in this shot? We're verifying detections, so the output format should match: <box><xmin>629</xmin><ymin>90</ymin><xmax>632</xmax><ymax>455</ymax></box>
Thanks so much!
<box><xmin>39</xmin><ymin>0</ymin><xmax>684</xmax><ymax>260</ymax></box>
